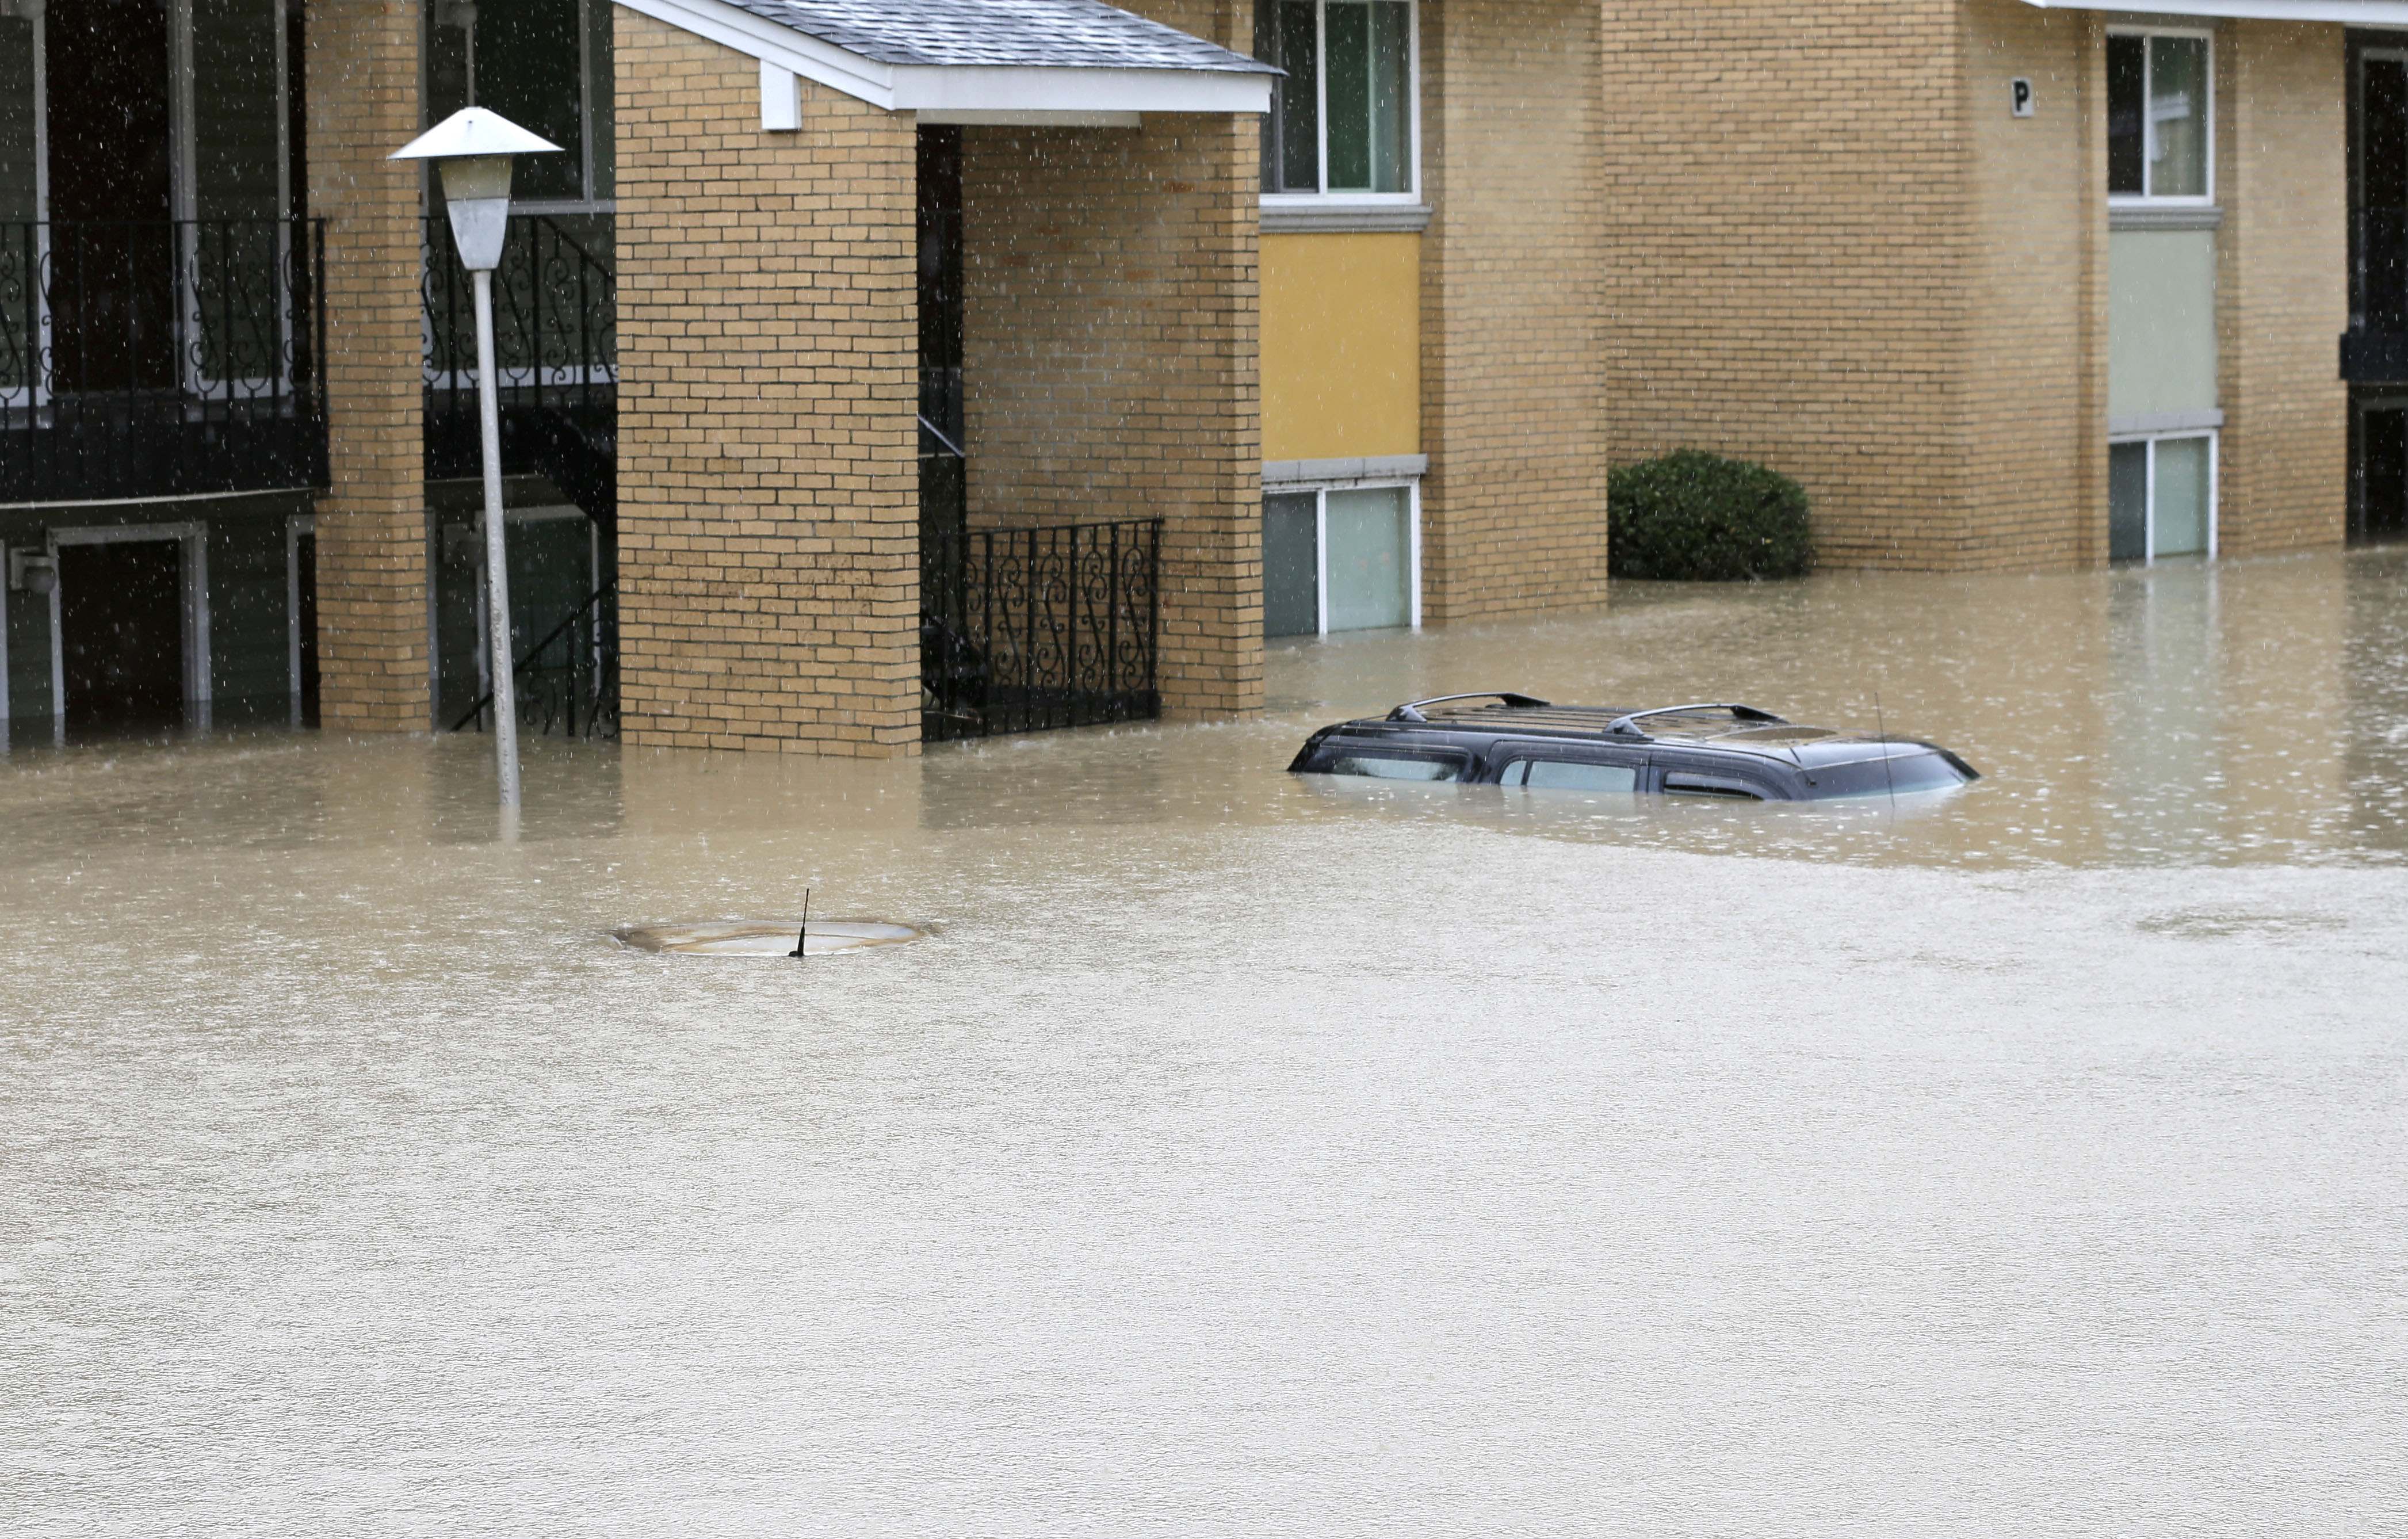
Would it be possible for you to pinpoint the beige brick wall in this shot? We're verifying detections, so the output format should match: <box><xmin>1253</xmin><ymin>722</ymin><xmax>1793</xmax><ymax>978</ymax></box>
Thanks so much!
<box><xmin>613</xmin><ymin>10</ymin><xmax>919</xmax><ymax>755</ymax></box>
<box><xmin>305</xmin><ymin>0</ymin><xmax>427</xmax><ymax>728</ymax></box>
<box><xmin>958</xmin><ymin>118</ymin><xmax>1266</xmax><ymax>720</ymax></box>
<box><xmin>1963</xmin><ymin>0</ymin><xmax>2107</xmax><ymax>568</ymax></box>
<box><xmin>1601</xmin><ymin>0</ymin><xmax>1971</xmax><ymax>571</ymax></box>
<box><xmin>1420</xmin><ymin>0</ymin><xmax>1609</xmax><ymax>619</ymax></box>
<box><xmin>1606</xmin><ymin>1</ymin><xmax>2350</xmax><ymax>571</ymax></box>
<box><xmin>2218</xmin><ymin>21</ymin><xmax>2349</xmax><ymax>556</ymax></box>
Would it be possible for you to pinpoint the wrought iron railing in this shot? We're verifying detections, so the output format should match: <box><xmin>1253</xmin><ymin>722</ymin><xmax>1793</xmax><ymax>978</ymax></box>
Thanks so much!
<box><xmin>452</xmin><ymin>583</ymin><xmax>619</xmax><ymax>742</ymax></box>
<box><xmin>922</xmin><ymin>517</ymin><xmax>1161</xmax><ymax>742</ymax></box>
<box><xmin>0</xmin><ymin>218</ymin><xmax>327</xmax><ymax>502</ymax></box>
<box><xmin>423</xmin><ymin>212</ymin><xmax>616</xmax><ymax>486</ymax></box>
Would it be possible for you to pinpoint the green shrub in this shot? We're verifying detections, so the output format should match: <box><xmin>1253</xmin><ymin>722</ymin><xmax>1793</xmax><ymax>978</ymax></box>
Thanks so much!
<box><xmin>1608</xmin><ymin>450</ymin><xmax>1813</xmax><ymax>581</ymax></box>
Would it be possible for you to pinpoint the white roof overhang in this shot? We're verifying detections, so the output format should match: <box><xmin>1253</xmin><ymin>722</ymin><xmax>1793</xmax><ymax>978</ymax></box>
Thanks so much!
<box><xmin>2019</xmin><ymin>0</ymin><xmax>2408</xmax><ymax>22</ymax></box>
<box><xmin>614</xmin><ymin>0</ymin><xmax>1275</xmax><ymax>130</ymax></box>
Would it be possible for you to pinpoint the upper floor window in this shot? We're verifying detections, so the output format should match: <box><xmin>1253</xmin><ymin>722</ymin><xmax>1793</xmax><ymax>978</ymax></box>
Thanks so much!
<box><xmin>1255</xmin><ymin>0</ymin><xmax>1417</xmax><ymax>198</ymax></box>
<box><xmin>2108</xmin><ymin>30</ymin><xmax>2212</xmax><ymax>202</ymax></box>
<box><xmin>427</xmin><ymin>0</ymin><xmax>615</xmax><ymax>207</ymax></box>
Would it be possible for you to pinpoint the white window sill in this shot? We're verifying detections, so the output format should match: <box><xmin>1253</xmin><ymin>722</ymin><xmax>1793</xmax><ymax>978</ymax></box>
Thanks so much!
<box><xmin>2108</xmin><ymin>203</ymin><xmax>2221</xmax><ymax>231</ymax></box>
<box><xmin>1262</xmin><ymin>197</ymin><xmax>1431</xmax><ymax>234</ymax></box>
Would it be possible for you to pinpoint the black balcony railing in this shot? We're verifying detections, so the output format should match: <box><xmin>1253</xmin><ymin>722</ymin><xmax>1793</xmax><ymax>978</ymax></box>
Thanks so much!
<box><xmin>922</xmin><ymin>518</ymin><xmax>1161</xmax><ymax>742</ymax></box>
<box><xmin>452</xmin><ymin>583</ymin><xmax>619</xmax><ymax>742</ymax></box>
<box><xmin>0</xmin><ymin>218</ymin><xmax>327</xmax><ymax>502</ymax></box>
<box><xmin>423</xmin><ymin>212</ymin><xmax>616</xmax><ymax>491</ymax></box>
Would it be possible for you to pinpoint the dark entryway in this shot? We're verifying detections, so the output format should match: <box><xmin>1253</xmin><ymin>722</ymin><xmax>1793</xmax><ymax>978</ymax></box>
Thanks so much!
<box><xmin>2347</xmin><ymin>34</ymin><xmax>2408</xmax><ymax>543</ymax></box>
<box><xmin>59</xmin><ymin>539</ymin><xmax>185</xmax><ymax>725</ymax></box>
<box><xmin>2354</xmin><ymin>404</ymin><xmax>2408</xmax><ymax>543</ymax></box>
<box><xmin>293</xmin><ymin>530</ymin><xmax>320</xmax><ymax>727</ymax></box>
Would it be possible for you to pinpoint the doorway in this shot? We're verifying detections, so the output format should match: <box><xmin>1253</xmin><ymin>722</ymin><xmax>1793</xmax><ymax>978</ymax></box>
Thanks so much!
<box><xmin>1262</xmin><ymin>482</ymin><xmax>1422</xmax><ymax>637</ymax></box>
<box><xmin>59</xmin><ymin>540</ymin><xmax>184</xmax><ymax>724</ymax></box>
<box><xmin>2108</xmin><ymin>434</ymin><xmax>2218</xmax><ymax>563</ymax></box>
<box><xmin>2354</xmin><ymin>401</ymin><xmax>2408</xmax><ymax>544</ymax></box>
<box><xmin>51</xmin><ymin>522</ymin><xmax>208</xmax><ymax>728</ymax></box>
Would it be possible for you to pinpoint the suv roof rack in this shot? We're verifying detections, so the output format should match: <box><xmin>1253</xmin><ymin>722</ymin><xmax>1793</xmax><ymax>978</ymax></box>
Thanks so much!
<box><xmin>1386</xmin><ymin>692</ymin><xmax>1552</xmax><ymax>723</ymax></box>
<box><xmin>1604</xmin><ymin>703</ymin><xmax>1788</xmax><ymax>738</ymax></box>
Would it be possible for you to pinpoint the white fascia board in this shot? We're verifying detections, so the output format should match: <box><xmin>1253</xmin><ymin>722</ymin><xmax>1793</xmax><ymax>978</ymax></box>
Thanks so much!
<box><xmin>890</xmin><ymin>65</ymin><xmax>1273</xmax><ymax>117</ymax></box>
<box><xmin>2020</xmin><ymin>0</ymin><xmax>2408</xmax><ymax>21</ymax></box>
<box><xmin>614</xmin><ymin>0</ymin><xmax>897</xmax><ymax>107</ymax></box>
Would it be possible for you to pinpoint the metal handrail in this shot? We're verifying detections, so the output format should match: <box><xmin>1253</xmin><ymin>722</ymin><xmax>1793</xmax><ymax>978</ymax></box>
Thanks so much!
<box><xmin>422</xmin><ymin>212</ymin><xmax>614</xmax><ymax>404</ymax></box>
<box><xmin>452</xmin><ymin>582</ymin><xmax>617</xmax><ymax>738</ymax></box>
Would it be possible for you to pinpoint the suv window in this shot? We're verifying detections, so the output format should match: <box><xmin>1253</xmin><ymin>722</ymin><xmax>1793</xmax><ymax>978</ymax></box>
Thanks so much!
<box><xmin>1499</xmin><ymin>757</ymin><xmax>1639</xmax><ymax>793</ymax></box>
<box><xmin>1662</xmin><ymin>771</ymin><xmax>1770</xmax><ymax>801</ymax></box>
<box><xmin>1324</xmin><ymin>752</ymin><xmax>1466</xmax><ymax>782</ymax></box>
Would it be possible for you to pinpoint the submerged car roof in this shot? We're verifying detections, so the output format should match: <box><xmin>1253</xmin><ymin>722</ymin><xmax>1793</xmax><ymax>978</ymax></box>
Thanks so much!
<box><xmin>1325</xmin><ymin>693</ymin><xmax>1944</xmax><ymax>769</ymax></box>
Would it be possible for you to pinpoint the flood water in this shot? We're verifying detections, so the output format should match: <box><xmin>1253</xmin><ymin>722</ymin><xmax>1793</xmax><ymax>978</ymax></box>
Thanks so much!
<box><xmin>5</xmin><ymin>551</ymin><xmax>2406</xmax><ymax>1534</ymax></box>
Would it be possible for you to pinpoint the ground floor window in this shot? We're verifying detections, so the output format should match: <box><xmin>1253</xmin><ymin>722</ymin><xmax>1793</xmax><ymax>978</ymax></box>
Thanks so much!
<box><xmin>1264</xmin><ymin>482</ymin><xmax>1420</xmax><ymax>637</ymax></box>
<box><xmin>2109</xmin><ymin>432</ymin><xmax>2216</xmax><ymax>562</ymax></box>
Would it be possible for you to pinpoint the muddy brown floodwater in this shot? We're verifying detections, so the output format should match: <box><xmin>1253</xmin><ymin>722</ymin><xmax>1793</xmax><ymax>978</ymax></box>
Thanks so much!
<box><xmin>5</xmin><ymin>550</ymin><xmax>2406</xmax><ymax>1536</ymax></box>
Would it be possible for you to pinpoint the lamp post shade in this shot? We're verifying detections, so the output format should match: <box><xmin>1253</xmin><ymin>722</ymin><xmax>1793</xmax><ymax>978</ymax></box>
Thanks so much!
<box><xmin>389</xmin><ymin>108</ymin><xmax>563</xmax><ymax>272</ymax></box>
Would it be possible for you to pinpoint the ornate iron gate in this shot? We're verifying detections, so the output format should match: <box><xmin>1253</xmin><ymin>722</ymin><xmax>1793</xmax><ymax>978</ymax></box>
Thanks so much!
<box><xmin>922</xmin><ymin>518</ymin><xmax>1161</xmax><ymax>742</ymax></box>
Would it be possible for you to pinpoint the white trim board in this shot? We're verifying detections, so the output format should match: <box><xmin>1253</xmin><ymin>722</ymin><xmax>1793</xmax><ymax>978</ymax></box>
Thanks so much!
<box><xmin>286</xmin><ymin>512</ymin><xmax>312</xmax><ymax>723</ymax></box>
<box><xmin>1265</xmin><ymin>454</ymin><xmax>1429</xmax><ymax>488</ymax></box>
<box><xmin>616</xmin><ymin>0</ymin><xmax>1271</xmax><ymax>127</ymax></box>
<box><xmin>2021</xmin><ymin>0</ymin><xmax>2408</xmax><ymax>19</ymax></box>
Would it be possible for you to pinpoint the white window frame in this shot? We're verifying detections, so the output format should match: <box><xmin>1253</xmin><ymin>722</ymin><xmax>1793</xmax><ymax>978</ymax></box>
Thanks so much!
<box><xmin>285</xmin><ymin>510</ymin><xmax>312</xmax><ymax>723</ymax></box>
<box><xmin>170</xmin><ymin>0</ymin><xmax>302</xmax><ymax>403</ymax></box>
<box><xmin>1268</xmin><ymin>476</ymin><xmax>1422</xmax><ymax>636</ymax></box>
<box><xmin>1260</xmin><ymin>0</ymin><xmax>1423</xmax><ymax>215</ymax></box>
<box><xmin>2107</xmin><ymin>25</ymin><xmax>2216</xmax><ymax>209</ymax></box>
<box><xmin>2109</xmin><ymin>429</ymin><xmax>2220</xmax><ymax>562</ymax></box>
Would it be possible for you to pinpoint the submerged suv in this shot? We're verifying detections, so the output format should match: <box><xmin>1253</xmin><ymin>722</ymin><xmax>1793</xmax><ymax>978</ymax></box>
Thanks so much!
<box><xmin>1288</xmin><ymin>694</ymin><xmax>1979</xmax><ymax>801</ymax></box>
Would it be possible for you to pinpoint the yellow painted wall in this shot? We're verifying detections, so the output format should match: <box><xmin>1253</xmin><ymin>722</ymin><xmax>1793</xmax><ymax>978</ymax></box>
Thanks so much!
<box><xmin>1260</xmin><ymin>232</ymin><xmax>1421</xmax><ymax>463</ymax></box>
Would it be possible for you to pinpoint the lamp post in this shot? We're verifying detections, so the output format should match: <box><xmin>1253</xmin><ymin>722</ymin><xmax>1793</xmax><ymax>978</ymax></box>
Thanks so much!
<box><xmin>391</xmin><ymin>108</ymin><xmax>562</xmax><ymax>809</ymax></box>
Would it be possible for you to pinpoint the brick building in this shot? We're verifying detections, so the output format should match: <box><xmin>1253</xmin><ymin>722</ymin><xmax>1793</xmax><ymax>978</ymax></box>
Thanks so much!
<box><xmin>1601</xmin><ymin>0</ymin><xmax>2408</xmax><ymax>569</ymax></box>
<box><xmin>7</xmin><ymin>0</ymin><xmax>2400</xmax><ymax>755</ymax></box>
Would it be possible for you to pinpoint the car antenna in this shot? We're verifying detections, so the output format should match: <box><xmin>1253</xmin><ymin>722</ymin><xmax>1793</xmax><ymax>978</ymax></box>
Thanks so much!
<box><xmin>788</xmin><ymin>888</ymin><xmax>812</xmax><ymax>961</ymax></box>
<box><xmin>1875</xmin><ymin>692</ymin><xmax>1897</xmax><ymax>815</ymax></box>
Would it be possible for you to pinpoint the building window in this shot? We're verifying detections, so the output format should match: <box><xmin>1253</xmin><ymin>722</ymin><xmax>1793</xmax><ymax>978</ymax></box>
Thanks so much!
<box><xmin>2109</xmin><ymin>433</ymin><xmax>2217</xmax><ymax>562</ymax></box>
<box><xmin>1254</xmin><ymin>0</ymin><xmax>1417</xmax><ymax>198</ymax></box>
<box><xmin>427</xmin><ymin>0</ymin><xmax>615</xmax><ymax>206</ymax></box>
<box><xmin>2108</xmin><ymin>30</ymin><xmax>2212</xmax><ymax>202</ymax></box>
<box><xmin>1264</xmin><ymin>483</ymin><xmax>1420</xmax><ymax>637</ymax></box>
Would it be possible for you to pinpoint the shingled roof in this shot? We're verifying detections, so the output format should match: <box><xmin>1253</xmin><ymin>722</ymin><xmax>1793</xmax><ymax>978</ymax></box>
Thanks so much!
<box><xmin>718</xmin><ymin>0</ymin><xmax>1276</xmax><ymax>74</ymax></box>
<box><xmin>618</xmin><ymin>0</ymin><xmax>1276</xmax><ymax>121</ymax></box>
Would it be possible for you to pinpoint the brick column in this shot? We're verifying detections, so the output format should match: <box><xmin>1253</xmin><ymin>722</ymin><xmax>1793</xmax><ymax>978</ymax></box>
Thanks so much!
<box><xmin>305</xmin><ymin>0</ymin><xmax>428</xmax><ymax>730</ymax></box>
<box><xmin>961</xmin><ymin>117</ymin><xmax>1265</xmax><ymax>721</ymax></box>
<box><xmin>2216</xmin><ymin>21</ymin><xmax>2349</xmax><ymax>556</ymax></box>
<box><xmin>614</xmin><ymin>10</ymin><xmax>920</xmax><ymax>755</ymax></box>
<box><xmin>1421</xmin><ymin>0</ymin><xmax>1607</xmax><ymax>617</ymax></box>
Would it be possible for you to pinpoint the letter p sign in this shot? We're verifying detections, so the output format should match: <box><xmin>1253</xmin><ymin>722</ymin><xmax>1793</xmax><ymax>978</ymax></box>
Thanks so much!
<box><xmin>2012</xmin><ymin>78</ymin><xmax>2036</xmax><ymax>118</ymax></box>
